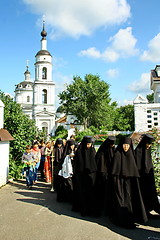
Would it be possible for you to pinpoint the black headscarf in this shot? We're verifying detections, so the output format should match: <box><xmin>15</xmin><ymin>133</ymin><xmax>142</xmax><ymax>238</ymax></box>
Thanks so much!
<box><xmin>96</xmin><ymin>136</ymin><xmax>116</xmax><ymax>173</ymax></box>
<box><xmin>54</xmin><ymin>138</ymin><xmax>64</xmax><ymax>163</ymax></box>
<box><xmin>111</xmin><ymin>137</ymin><xmax>139</xmax><ymax>177</ymax></box>
<box><xmin>74</xmin><ymin>136</ymin><xmax>97</xmax><ymax>173</ymax></box>
<box><xmin>135</xmin><ymin>134</ymin><xmax>154</xmax><ymax>173</ymax></box>
<box><xmin>62</xmin><ymin>139</ymin><xmax>76</xmax><ymax>158</ymax></box>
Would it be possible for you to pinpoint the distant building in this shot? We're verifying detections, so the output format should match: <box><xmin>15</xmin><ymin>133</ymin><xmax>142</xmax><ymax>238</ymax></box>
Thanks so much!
<box><xmin>134</xmin><ymin>65</ymin><xmax>160</xmax><ymax>132</ymax></box>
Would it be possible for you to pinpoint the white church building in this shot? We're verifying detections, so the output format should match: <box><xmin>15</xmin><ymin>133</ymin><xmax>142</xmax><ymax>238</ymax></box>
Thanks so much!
<box><xmin>134</xmin><ymin>65</ymin><xmax>160</xmax><ymax>132</ymax></box>
<box><xmin>14</xmin><ymin>22</ymin><xmax>81</xmax><ymax>136</ymax></box>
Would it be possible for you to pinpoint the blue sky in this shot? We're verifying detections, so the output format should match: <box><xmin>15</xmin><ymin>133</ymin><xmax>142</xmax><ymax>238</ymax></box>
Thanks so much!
<box><xmin>1</xmin><ymin>0</ymin><xmax>160</xmax><ymax>107</ymax></box>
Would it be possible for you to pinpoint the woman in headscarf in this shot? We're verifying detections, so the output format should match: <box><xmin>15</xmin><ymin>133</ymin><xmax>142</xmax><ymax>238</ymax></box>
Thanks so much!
<box><xmin>56</xmin><ymin>139</ymin><xmax>76</xmax><ymax>202</ymax></box>
<box><xmin>44</xmin><ymin>141</ymin><xmax>52</xmax><ymax>183</ymax></box>
<box><xmin>135</xmin><ymin>134</ymin><xmax>160</xmax><ymax>216</ymax></box>
<box><xmin>110</xmin><ymin>136</ymin><xmax>148</xmax><ymax>228</ymax></box>
<box><xmin>72</xmin><ymin>136</ymin><xmax>97</xmax><ymax>217</ymax></box>
<box><xmin>95</xmin><ymin>136</ymin><xmax>116</xmax><ymax>216</ymax></box>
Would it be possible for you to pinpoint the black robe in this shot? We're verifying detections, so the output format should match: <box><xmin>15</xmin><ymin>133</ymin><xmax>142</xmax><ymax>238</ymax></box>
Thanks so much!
<box><xmin>72</xmin><ymin>136</ymin><xmax>97</xmax><ymax>217</ymax></box>
<box><xmin>95</xmin><ymin>136</ymin><xmax>116</xmax><ymax>215</ymax></box>
<box><xmin>110</xmin><ymin>137</ymin><xmax>148</xmax><ymax>228</ymax></box>
<box><xmin>56</xmin><ymin>139</ymin><xmax>76</xmax><ymax>202</ymax></box>
<box><xmin>135</xmin><ymin>134</ymin><xmax>160</xmax><ymax>215</ymax></box>
<box><xmin>53</xmin><ymin>138</ymin><xmax>64</xmax><ymax>191</ymax></box>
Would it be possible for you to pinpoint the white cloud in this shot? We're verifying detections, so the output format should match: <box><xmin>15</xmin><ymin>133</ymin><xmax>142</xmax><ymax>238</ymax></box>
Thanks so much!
<box><xmin>78</xmin><ymin>27</ymin><xmax>139</xmax><ymax>62</ymax></box>
<box><xmin>107</xmin><ymin>68</ymin><xmax>119</xmax><ymax>78</ymax></box>
<box><xmin>23</xmin><ymin>0</ymin><xmax>131</xmax><ymax>38</ymax></box>
<box><xmin>140</xmin><ymin>33</ymin><xmax>160</xmax><ymax>62</ymax></box>
<box><xmin>128</xmin><ymin>73</ymin><xmax>150</xmax><ymax>93</ymax></box>
<box><xmin>78</xmin><ymin>47</ymin><xmax>101</xmax><ymax>58</ymax></box>
<box><xmin>108</xmin><ymin>27</ymin><xmax>139</xmax><ymax>56</ymax></box>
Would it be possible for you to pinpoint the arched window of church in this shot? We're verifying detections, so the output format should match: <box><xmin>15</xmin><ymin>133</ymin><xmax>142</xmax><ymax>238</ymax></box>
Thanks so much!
<box><xmin>27</xmin><ymin>96</ymin><xmax>30</xmax><ymax>102</ymax></box>
<box><xmin>42</xmin><ymin>67</ymin><xmax>47</xmax><ymax>79</ymax></box>
<box><xmin>42</xmin><ymin>89</ymin><xmax>47</xmax><ymax>104</ymax></box>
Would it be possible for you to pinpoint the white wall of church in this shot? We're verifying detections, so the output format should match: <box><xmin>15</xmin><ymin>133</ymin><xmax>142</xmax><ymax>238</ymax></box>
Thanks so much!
<box><xmin>134</xmin><ymin>103</ymin><xmax>160</xmax><ymax>132</ymax></box>
<box><xmin>134</xmin><ymin>104</ymin><xmax>148</xmax><ymax>132</ymax></box>
<box><xmin>15</xmin><ymin>90</ymin><xmax>33</xmax><ymax>104</ymax></box>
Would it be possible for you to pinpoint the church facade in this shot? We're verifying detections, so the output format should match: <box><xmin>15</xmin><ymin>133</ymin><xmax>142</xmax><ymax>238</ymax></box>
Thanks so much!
<box><xmin>14</xmin><ymin>22</ymin><xmax>82</xmax><ymax>137</ymax></box>
<box><xmin>15</xmin><ymin>22</ymin><xmax>56</xmax><ymax>135</ymax></box>
<box><xmin>134</xmin><ymin>65</ymin><xmax>160</xmax><ymax>132</ymax></box>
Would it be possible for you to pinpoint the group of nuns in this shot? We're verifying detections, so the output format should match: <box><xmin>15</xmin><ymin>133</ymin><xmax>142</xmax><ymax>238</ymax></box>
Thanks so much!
<box><xmin>54</xmin><ymin>134</ymin><xmax>160</xmax><ymax>229</ymax></box>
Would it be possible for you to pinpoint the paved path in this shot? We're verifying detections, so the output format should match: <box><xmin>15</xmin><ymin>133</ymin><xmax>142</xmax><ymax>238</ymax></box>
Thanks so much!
<box><xmin>0</xmin><ymin>180</ymin><xmax>160</xmax><ymax>240</ymax></box>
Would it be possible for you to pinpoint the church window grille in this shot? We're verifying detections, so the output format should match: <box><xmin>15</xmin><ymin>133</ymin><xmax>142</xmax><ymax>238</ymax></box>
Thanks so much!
<box><xmin>42</xmin><ymin>89</ymin><xmax>47</xmax><ymax>104</ymax></box>
<box><xmin>42</xmin><ymin>67</ymin><xmax>47</xmax><ymax>79</ymax></box>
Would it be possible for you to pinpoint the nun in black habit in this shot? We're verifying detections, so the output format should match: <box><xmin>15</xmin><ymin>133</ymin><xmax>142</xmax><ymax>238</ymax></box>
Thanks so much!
<box><xmin>56</xmin><ymin>139</ymin><xmax>76</xmax><ymax>202</ymax></box>
<box><xmin>72</xmin><ymin>136</ymin><xmax>97</xmax><ymax>217</ymax></box>
<box><xmin>95</xmin><ymin>136</ymin><xmax>116</xmax><ymax>216</ymax></box>
<box><xmin>53</xmin><ymin>138</ymin><xmax>64</xmax><ymax>191</ymax></box>
<box><xmin>135</xmin><ymin>134</ymin><xmax>160</xmax><ymax>216</ymax></box>
<box><xmin>110</xmin><ymin>136</ymin><xmax>148</xmax><ymax>228</ymax></box>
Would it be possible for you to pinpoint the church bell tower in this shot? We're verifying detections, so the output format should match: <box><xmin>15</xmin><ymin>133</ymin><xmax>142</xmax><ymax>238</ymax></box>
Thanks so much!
<box><xmin>32</xmin><ymin>20</ymin><xmax>55</xmax><ymax>135</ymax></box>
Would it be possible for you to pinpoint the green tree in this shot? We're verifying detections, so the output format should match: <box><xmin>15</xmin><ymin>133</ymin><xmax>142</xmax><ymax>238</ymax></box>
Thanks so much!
<box><xmin>113</xmin><ymin>105</ymin><xmax>134</xmax><ymax>131</ymax></box>
<box><xmin>0</xmin><ymin>90</ymin><xmax>43</xmax><ymax>179</ymax></box>
<box><xmin>58</xmin><ymin>74</ymin><xmax>117</xmax><ymax>129</ymax></box>
<box><xmin>146</xmin><ymin>92</ymin><xmax>154</xmax><ymax>103</ymax></box>
<box><xmin>55</xmin><ymin>125</ymin><xmax>68</xmax><ymax>139</ymax></box>
<box><xmin>150</xmin><ymin>127</ymin><xmax>160</xmax><ymax>194</ymax></box>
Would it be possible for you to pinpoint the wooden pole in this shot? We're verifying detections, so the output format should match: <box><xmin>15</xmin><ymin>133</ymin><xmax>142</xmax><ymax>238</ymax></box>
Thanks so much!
<box><xmin>50</xmin><ymin>146</ymin><xmax>55</xmax><ymax>192</ymax></box>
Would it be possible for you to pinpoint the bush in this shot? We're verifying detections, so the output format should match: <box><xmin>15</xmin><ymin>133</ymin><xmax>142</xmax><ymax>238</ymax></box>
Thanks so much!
<box><xmin>150</xmin><ymin>128</ymin><xmax>160</xmax><ymax>194</ymax></box>
<box><xmin>55</xmin><ymin>126</ymin><xmax>68</xmax><ymax>139</ymax></box>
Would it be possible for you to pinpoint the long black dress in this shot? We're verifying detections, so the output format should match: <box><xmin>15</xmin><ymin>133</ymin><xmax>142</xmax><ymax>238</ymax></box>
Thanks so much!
<box><xmin>95</xmin><ymin>136</ymin><xmax>116</xmax><ymax>215</ymax></box>
<box><xmin>53</xmin><ymin>138</ymin><xmax>64</xmax><ymax>191</ymax></box>
<box><xmin>56</xmin><ymin>139</ymin><xmax>76</xmax><ymax>202</ymax></box>
<box><xmin>72</xmin><ymin>136</ymin><xmax>97</xmax><ymax>217</ymax></box>
<box><xmin>110</xmin><ymin>137</ymin><xmax>148</xmax><ymax>228</ymax></box>
<box><xmin>135</xmin><ymin>134</ymin><xmax>160</xmax><ymax>215</ymax></box>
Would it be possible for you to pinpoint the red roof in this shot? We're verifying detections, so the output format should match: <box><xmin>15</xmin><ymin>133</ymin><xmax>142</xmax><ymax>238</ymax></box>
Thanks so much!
<box><xmin>0</xmin><ymin>129</ymin><xmax>14</xmax><ymax>141</ymax></box>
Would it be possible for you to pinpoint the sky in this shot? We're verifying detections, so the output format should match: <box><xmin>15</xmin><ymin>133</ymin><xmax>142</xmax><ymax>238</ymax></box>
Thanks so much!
<box><xmin>1</xmin><ymin>0</ymin><xmax>160</xmax><ymax>107</ymax></box>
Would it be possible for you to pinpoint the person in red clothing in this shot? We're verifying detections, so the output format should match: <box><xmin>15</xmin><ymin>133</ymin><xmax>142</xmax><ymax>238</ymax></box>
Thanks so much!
<box><xmin>44</xmin><ymin>141</ymin><xmax>52</xmax><ymax>183</ymax></box>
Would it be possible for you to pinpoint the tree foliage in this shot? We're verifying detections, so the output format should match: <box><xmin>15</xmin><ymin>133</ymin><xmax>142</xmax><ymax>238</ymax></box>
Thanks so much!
<box><xmin>55</xmin><ymin>125</ymin><xmax>68</xmax><ymax>139</ymax></box>
<box><xmin>58</xmin><ymin>74</ymin><xmax>117</xmax><ymax>129</ymax></box>
<box><xmin>146</xmin><ymin>92</ymin><xmax>154</xmax><ymax>103</ymax></box>
<box><xmin>0</xmin><ymin>90</ymin><xmax>44</xmax><ymax>179</ymax></box>
<box><xmin>150</xmin><ymin>127</ymin><xmax>160</xmax><ymax>194</ymax></box>
<box><xmin>113</xmin><ymin>105</ymin><xmax>134</xmax><ymax>131</ymax></box>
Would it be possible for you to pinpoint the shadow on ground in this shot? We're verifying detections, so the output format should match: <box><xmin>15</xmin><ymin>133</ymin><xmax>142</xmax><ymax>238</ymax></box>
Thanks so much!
<box><xmin>10</xmin><ymin>180</ymin><xmax>160</xmax><ymax>240</ymax></box>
